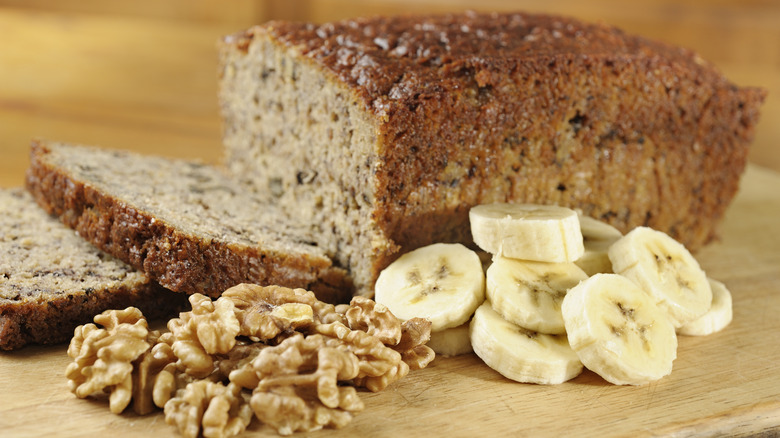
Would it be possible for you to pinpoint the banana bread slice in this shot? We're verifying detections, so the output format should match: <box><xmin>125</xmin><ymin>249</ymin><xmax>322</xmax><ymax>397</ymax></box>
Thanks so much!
<box><xmin>0</xmin><ymin>188</ymin><xmax>185</xmax><ymax>350</ymax></box>
<box><xmin>218</xmin><ymin>11</ymin><xmax>766</xmax><ymax>295</ymax></box>
<box><xmin>25</xmin><ymin>140</ymin><xmax>352</xmax><ymax>303</ymax></box>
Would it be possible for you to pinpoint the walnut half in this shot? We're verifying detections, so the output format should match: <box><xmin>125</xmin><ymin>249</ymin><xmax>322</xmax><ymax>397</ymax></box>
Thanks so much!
<box><xmin>132</xmin><ymin>333</ymin><xmax>178</xmax><ymax>415</ymax></box>
<box><xmin>167</xmin><ymin>293</ymin><xmax>241</xmax><ymax>378</ymax></box>
<box><xmin>221</xmin><ymin>284</ymin><xmax>339</xmax><ymax>341</ymax></box>
<box><xmin>65</xmin><ymin>307</ymin><xmax>153</xmax><ymax>414</ymax></box>
<box><xmin>245</xmin><ymin>333</ymin><xmax>364</xmax><ymax>435</ymax></box>
<box><xmin>164</xmin><ymin>381</ymin><xmax>253</xmax><ymax>438</ymax></box>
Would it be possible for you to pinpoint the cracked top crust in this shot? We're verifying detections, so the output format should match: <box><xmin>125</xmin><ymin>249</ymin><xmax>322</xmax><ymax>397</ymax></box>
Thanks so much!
<box><xmin>231</xmin><ymin>10</ymin><xmax>726</xmax><ymax>113</ymax></box>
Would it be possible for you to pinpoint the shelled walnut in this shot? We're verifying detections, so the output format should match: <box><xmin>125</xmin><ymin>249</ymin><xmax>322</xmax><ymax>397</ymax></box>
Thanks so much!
<box><xmin>395</xmin><ymin>318</ymin><xmax>436</xmax><ymax>370</ymax></box>
<box><xmin>245</xmin><ymin>333</ymin><xmax>364</xmax><ymax>435</ymax></box>
<box><xmin>341</xmin><ymin>296</ymin><xmax>403</xmax><ymax>344</ymax></box>
<box><xmin>65</xmin><ymin>283</ymin><xmax>435</xmax><ymax>437</ymax></box>
<box><xmin>167</xmin><ymin>293</ymin><xmax>241</xmax><ymax>378</ymax></box>
<box><xmin>132</xmin><ymin>331</ymin><xmax>178</xmax><ymax>415</ymax></box>
<box><xmin>312</xmin><ymin>321</ymin><xmax>407</xmax><ymax>392</ymax></box>
<box><xmin>338</xmin><ymin>296</ymin><xmax>435</xmax><ymax>372</ymax></box>
<box><xmin>165</xmin><ymin>381</ymin><xmax>253</xmax><ymax>438</ymax></box>
<box><xmin>65</xmin><ymin>307</ymin><xmax>153</xmax><ymax>414</ymax></box>
<box><xmin>221</xmin><ymin>284</ymin><xmax>340</xmax><ymax>340</ymax></box>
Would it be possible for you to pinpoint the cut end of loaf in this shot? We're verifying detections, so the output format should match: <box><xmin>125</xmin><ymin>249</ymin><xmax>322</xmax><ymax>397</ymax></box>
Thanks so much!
<box><xmin>219</xmin><ymin>28</ymin><xmax>391</xmax><ymax>295</ymax></box>
<box><xmin>218</xmin><ymin>11</ymin><xmax>765</xmax><ymax>297</ymax></box>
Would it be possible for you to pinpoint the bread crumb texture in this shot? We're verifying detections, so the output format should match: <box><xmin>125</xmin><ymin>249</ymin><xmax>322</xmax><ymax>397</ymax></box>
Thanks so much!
<box><xmin>0</xmin><ymin>188</ymin><xmax>184</xmax><ymax>350</ymax></box>
<box><xmin>25</xmin><ymin>141</ymin><xmax>353</xmax><ymax>303</ymax></box>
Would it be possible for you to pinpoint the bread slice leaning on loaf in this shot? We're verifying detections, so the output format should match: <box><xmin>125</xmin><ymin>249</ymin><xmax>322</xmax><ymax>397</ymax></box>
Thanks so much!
<box><xmin>0</xmin><ymin>188</ymin><xmax>185</xmax><ymax>350</ymax></box>
<box><xmin>217</xmin><ymin>11</ymin><xmax>765</xmax><ymax>296</ymax></box>
<box><xmin>25</xmin><ymin>140</ymin><xmax>353</xmax><ymax>304</ymax></box>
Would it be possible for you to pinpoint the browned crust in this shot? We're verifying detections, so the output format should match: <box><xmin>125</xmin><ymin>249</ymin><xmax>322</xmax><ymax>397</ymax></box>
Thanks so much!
<box><xmin>222</xmin><ymin>11</ymin><xmax>766</xmax><ymax>289</ymax></box>
<box><xmin>371</xmin><ymin>54</ymin><xmax>766</xmax><ymax>255</ymax></box>
<box><xmin>262</xmin><ymin>12</ymin><xmax>765</xmax><ymax>254</ymax></box>
<box><xmin>0</xmin><ymin>281</ymin><xmax>186</xmax><ymax>351</ymax></box>
<box><xmin>25</xmin><ymin>141</ymin><xmax>353</xmax><ymax>304</ymax></box>
<box><xmin>260</xmin><ymin>12</ymin><xmax>728</xmax><ymax>112</ymax></box>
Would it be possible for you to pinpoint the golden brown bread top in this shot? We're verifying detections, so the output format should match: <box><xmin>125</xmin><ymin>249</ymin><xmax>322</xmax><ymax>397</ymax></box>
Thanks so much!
<box><xmin>234</xmin><ymin>10</ymin><xmax>729</xmax><ymax>111</ymax></box>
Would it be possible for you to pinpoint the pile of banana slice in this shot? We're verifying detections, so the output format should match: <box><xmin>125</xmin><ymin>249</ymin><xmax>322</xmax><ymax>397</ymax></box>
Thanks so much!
<box><xmin>374</xmin><ymin>203</ymin><xmax>733</xmax><ymax>386</ymax></box>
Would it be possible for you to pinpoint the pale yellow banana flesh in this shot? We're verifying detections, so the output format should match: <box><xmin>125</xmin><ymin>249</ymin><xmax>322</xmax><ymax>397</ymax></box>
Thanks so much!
<box><xmin>427</xmin><ymin>323</ymin><xmax>473</xmax><ymax>357</ymax></box>
<box><xmin>578</xmin><ymin>214</ymin><xmax>623</xmax><ymax>241</ymax></box>
<box><xmin>486</xmin><ymin>257</ymin><xmax>588</xmax><ymax>334</ymax></box>
<box><xmin>374</xmin><ymin>243</ymin><xmax>485</xmax><ymax>332</ymax></box>
<box><xmin>562</xmin><ymin>274</ymin><xmax>677</xmax><ymax>385</ymax></box>
<box><xmin>374</xmin><ymin>203</ymin><xmax>728</xmax><ymax>388</ymax></box>
<box><xmin>575</xmin><ymin>215</ymin><xmax>623</xmax><ymax>276</ymax></box>
<box><xmin>575</xmin><ymin>239</ymin><xmax>615</xmax><ymax>276</ymax></box>
<box><xmin>677</xmin><ymin>278</ymin><xmax>733</xmax><ymax>336</ymax></box>
<box><xmin>608</xmin><ymin>227</ymin><xmax>712</xmax><ymax>328</ymax></box>
<box><xmin>469</xmin><ymin>203</ymin><xmax>584</xmax><ymax>263</ymax></box>
<box><xmin>470</xmin><ymin>302</ymin><xmax>583</xmax><ymax>384</ymax></box>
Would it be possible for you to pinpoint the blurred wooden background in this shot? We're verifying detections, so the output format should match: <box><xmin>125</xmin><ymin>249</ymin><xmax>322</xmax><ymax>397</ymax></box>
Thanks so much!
<box><xmin>1</xmin><ymin>0</ymin><xmax>778</xmax><ymax>188</ymax></box>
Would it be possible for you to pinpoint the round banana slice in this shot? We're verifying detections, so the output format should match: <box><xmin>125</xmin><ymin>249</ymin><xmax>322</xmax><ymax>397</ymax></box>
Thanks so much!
<box><xmin>677</xmin><ymin>278</ymin><xmax>733</xmax><ymax>336</ymax></box>
<box><xmin>608</xmin><ymin>227</ymin><xmax>712</xmax><ymax>328</ymax></box>
<box><xmin>486</xmin><ymin>257</ymin><xmax>588</xmax><ymax>334</ymax></box>
<box><xmin>575</xmin><ymin>215</ymin><xmax>623</xmax><ymax>276</ymax></box>
<box><xmin>562</xmin><ymin>273</ymin><xmax>677</xmax><ymax>385</ymax></box>
<box><xmin>427</xmin><ymin>323</ymin><xmax>473</xmax><ymax>357</ymax></box>
<box><xmin>374</xmin><ymin>243</ymin><xmax>485</xmax><ymax>332</ymax></box>
<box><xmin>470</xmin><ymin>302</ymin><xmax>583</xmax><ymax>384</ymax></box>
<box><xmin>469</xmin><ymin>203</ymin><xmax>584</xmax><ymax>263</ymax></box>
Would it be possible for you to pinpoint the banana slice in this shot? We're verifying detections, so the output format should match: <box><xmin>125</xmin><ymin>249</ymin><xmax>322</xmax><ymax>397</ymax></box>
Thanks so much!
<box><xmin>575</xmin><ymin>239</ymin><xmax>614</xmax><ymax>276</ymax></box>
<box><xmin>469</xmin><ymin>203</ymin><xmax>584</xmax><ymax>263</ymax></box>
<box><xmin>427</xmin><ymin>323</ymin><xmax>473</xmax><ymax>357</ymax></box>
<box><xmin>374</xmin><ymin>243</ymin><xmax>485</xmax><ymax>332</ymax></box>
<box><xmin>677</xmin><ymin>278</ymin><xmax>733</xmax><ymax>336</ymax></box>
<box><xmin>470</xmin><ymin>302</ymin><xmax>583</xmax><ymax>384</ymax></box>
<box><xmin>486</xmin><ymin>257</ymin><xmax>588</xmax><ymax>334</ymax></box>
<box><xmin>578</xmin><ymin>214</ymin><xmax>623</xmax><ymax>241</ymax></box>
<box><xmin>562</xmin><ymin>273</ymin><xmax>677</xmax><ymax>385</ymax></box>
<box><xmin>608</xmin><ymin>227</ymin><xmax>712</xmax><ymax>328</ymax></box>
<box><xmin>575</xmin><ymin>215</ymin><xmax>623</xmax><ymax>276</ymax></box>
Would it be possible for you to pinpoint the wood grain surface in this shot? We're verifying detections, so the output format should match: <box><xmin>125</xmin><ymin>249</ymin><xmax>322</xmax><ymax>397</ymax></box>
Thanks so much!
<box><xmin>1</xmin><ymin>165</ymin><xmax>779</xmax><ymax>437</ymax></box>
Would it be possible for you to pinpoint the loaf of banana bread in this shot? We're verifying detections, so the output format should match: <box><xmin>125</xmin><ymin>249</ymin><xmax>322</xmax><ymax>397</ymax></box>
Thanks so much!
<box><xmin>25</xmin><ymin>140</ymin><xmax>352</xmax><ymax>303</ymax></box>
<box><xmin>0</xmin><ymin>188</ymin><xmax>185</xmax><ymax>350</ymax></box>
<box><xmin>218</xmin><ymin>11</ymin><xmax>765</xmax><ymax>295</ymax></box>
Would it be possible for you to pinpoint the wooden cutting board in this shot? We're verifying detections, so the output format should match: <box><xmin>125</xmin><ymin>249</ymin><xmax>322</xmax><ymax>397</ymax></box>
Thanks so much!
<box><xmin>2</xmin><ymin>165</ymin><xmax>779</xmax><ymax>438</ymax></box>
